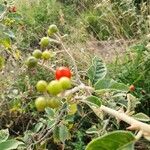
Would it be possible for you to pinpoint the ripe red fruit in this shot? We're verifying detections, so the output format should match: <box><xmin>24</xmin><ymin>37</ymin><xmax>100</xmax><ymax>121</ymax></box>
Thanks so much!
<box><xmin>55</xmin><ymin>67</ymin><xmax>72</xmax><ymax>80</ymax></box>
<box><xmin>12</xmin><ymin>6</ymin><xmax>16</xmax><ymax>12</ymax></box>
<box><xmin>129</xmin><ymin>85</ymin><xmax>135</xmax><ymax>92</ymax></box>
<box><xmin>9</xmin><ymin>6</ymin><xmax>16</xmax><ymax>13</ymax></box>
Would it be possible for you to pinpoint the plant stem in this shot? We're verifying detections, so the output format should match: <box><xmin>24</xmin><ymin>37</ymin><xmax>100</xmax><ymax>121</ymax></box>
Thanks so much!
<box><xmin>100</xmin><ymin>105</ymin><xmax>150</xmax><ymax>137</ymax></box>
<box><xmin>38</xmin><ymin>62</ymin><xmax>55</xmax><ymax>73</ymax></box>
<box><xmin>62</xmin><ymin>85</ymin><xmax>150</xmax><ymax>139</ymax></box>
<box><xmin>55</xmin><ymin>33</ymin><xmax>82</xmax><ymax>84</ymax></box>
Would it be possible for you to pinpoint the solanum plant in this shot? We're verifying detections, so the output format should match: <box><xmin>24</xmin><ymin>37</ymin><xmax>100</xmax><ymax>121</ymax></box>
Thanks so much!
<box><xmin>20</xmin><ymin>25</ymin><xmax>150</xmax><ymax>150</ymax></box>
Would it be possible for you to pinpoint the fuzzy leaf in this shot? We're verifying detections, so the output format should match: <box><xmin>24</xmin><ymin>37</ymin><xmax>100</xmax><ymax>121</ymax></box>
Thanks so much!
<box><xmin>59</xmin><ymin>124</ymin><xmax>70</xmax><ymax>143</ymax></box>
<box><xmin>86</xmin><ymin>96</ymin><xmax>101</xmax><ymax>108</ymax></box>
<box><xmin>34</xmin><ymin>122</ymin><xmax>43</xmax><ymax>132</ymax></box>
<box><xmin>86</xmin><ymin>131</ymin><xmax>135</xmax><ymax>150</ymax></box>
<box><xmin>0</xmin><ymin>129</ymin><xmax>9</xmax><ymax>143</ymax></box>
<box><xmin>133</xmin><ymin>113</ymin><xmax>150</xmax><ymax>122</ymax></box>
<box><xmin>95</xmin><ymin>79</ymin><xmax>128</xmax><ymax>91</ymax></box>
<box><xmin>0</xmin><ymin>140</ymin><xmax>24</xmax><ymax>150</ymax></box>
<box><xmin>88</xmin><ymin>57</ymin><xmax>107</xmax><ymax>85</ymax></box>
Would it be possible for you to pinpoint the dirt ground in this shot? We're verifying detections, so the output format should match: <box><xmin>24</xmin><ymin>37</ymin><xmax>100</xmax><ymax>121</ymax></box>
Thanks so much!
<box><xmin>85</xmin><ymin>38</ymin><xmax>136</xmax><ymax>62</ymax></box>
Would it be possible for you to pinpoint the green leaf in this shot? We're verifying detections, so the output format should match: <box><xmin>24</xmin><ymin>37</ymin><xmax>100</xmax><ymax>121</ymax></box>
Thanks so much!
<box><xmin>86</xmin><ymin>126</ymin><xmax>98</xmax><ymax>134</ymax></box>
<box><xmin>0</xmin><ymin>129</ymin><xmax>9</xmax><ymax>143</ymax></box>
<box><xmin>95</xmin><ymin>79</ymin><xmax>128</xmax><ymax>91</ymax></box>
<box><xmin>120</xmin><ymin>143</ymin><xmax>135</xmax><ymax>150</ymax></box>
<box><xmin>77</xmin><ymin>104</ymin><xmax>84</xmax><ymax>116</ymax></box>
<box><xmin>45</xmin><ymin>107</ymin><xmax>55</xmax><ymax>118</ymax></box>
<box><xmin>4</xmin><ymin>31</ymin><xmax>15</xmax><ymax>39</ymax></box>
<box><xmin>88</xmin><ymin>57</ymin><xmax>107</xmax><ymax>85</ymax></box>
<box><xmin>133</xmin><ymin>113</ymin><xmax>150</xmax><ymax>122</ymax></box>
<box><xmin>86</xmin><ymin>96</ymin><xmax>101</xmax><ymax>108</ymax></box>
<box><xmin>0</xmin><ymin>4</ymin><xmax>5</xmax><ymax>13</ymax></box>
<box><xmin>86</xmin><ymin>131</ymin><xmax>135</xmax><ymax>150</ymax></box>
<box><xmin>53</xmin><ymin>126</ymin><xmax>60</xmax><ymax>143</ymax></box>
<box><xmin>7</xmin><ymin>13</ymin><xmax>22</xmax><ymax>21</ymax></box>
<box><xmin>59</xmin><ymin>124</ymin><xmax>70</xmax><ymax>143</ymax></box>
<box><xmin>0</xmin><ymin>139</ymin><xmax>24</xmax><ymax>150</ymax></box>
<box><xmin>34</xmin><ymin>122</ymin><xmax>43</xmax><ymax>132</ymax></box>
<box><xmin>47</xmin><ymin>120</ymin><xmax>55</xmax><ymax>128</ymax></box>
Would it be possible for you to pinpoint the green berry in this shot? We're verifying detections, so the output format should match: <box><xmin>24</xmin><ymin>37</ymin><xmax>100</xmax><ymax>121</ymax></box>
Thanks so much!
<box><xmin>47</xmin><ymin>80</ymin><xmax>63</xmax><ymax>95</ymax></box>
<box><xmin>42</xmin><ymin>50</ymin><xmax>51</xmax><ymax>60</ymax></box>
<box><xmin>59</xmin><ymin>77</ymin><xmax>72</xmax><ymax>90</ymax></box>
<box><xmin>32</xmin><ymin>49</ymin><xmax>42</xmax><ymax>59</ymax></box>
<box><xmin>35</xmin><ymin>97</ymin><xmax>47</xmax><ymax>112</ymax></box>
<box><xmin>40</xmin><ymin>37</ymin><xmax>50</xmax><ymax>47</ymax></box>
<box><xmin>36</xmin><ymin>80</ymin><xmax>48</xmax><ymax>92</ymax></box>
<box><xmin>26</xmin><ymin>56</ymin><xmax>37</xmax><ymax>68</ymax></box>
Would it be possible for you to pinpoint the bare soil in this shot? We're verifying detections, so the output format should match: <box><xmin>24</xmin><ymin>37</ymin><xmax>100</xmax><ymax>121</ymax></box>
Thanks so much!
<box><xmin>85</xmin><ymin>38</ymin><xmax>137</xmax><ymax>62</ymax></box>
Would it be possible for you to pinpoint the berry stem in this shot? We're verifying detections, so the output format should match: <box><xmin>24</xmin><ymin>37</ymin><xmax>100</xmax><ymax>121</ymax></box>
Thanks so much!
<box><xmin>55</xmin><ymin>33</ymin><xmax>82</xmax><ymax>84</ymax></box>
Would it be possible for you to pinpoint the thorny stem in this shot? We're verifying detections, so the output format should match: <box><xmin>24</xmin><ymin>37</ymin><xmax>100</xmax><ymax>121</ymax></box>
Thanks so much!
<box><xmin>97</xmin><ymin>105</ymin><xmax>150</xmax><ymax>138</ymax></box>
<box><xmin>62</xmin><ymin>86</ymin><xmax>150</xmax><ymax>139</ymax></box>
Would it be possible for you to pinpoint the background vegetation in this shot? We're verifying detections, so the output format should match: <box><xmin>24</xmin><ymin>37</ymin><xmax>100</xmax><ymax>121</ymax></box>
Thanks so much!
<box><xmin>0</xmin><ymin>0</ymin><xmax>149</xmax><ymax>149</ymax></box>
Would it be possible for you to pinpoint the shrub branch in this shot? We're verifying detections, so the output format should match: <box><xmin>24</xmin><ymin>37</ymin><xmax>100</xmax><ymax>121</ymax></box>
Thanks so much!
<box><xmin>62</xmin><ymin>84</ymin><xmax>150</xmax><ymax>139</ymax></box>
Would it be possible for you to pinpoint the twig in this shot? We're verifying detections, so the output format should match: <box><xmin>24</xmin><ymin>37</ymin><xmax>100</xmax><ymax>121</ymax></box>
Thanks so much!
<box><xmin>27</xmin><ymin>108</ymin><xmax>65</xmax><ymax>149</ymax></box>
<box><xmin>59</xmin><ymin>83</ymin><xmax>94</xmax><ymax>98</ymax></box>
<box><xmin>38</xmin><ymin>62</ymin><xmax>55</xmax><ymax>73</ymax></box>
<box><xmin>55</xmin><ymin>33</ymin><xmax>82</xmax><ymax>84</ymax></box>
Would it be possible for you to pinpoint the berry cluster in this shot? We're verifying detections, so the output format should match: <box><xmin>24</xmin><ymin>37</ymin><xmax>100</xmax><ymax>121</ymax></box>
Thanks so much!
<box><xmin>25</xmin><ymin>24</ymin><xmax>72</xmax><ymax>112</ymax></box>
<box><xmin>26</xmin><ymin>49</ymin><xmax>52</xmax><ymax>68</ymax></box>
<box><xmin>35</xmin><ymin>67</ymin><xmax>72</xmax><ymax>112</ymax></box>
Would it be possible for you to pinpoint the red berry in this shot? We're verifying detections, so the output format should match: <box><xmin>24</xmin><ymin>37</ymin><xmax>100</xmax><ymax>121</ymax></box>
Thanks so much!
<box><xmin>55</xmin><ymin>67</ymin><xmax>72</xmax><ymax>80</ymax></box>
<box><xmin>129</xmin><ymin>85</ymin><xmax>135</xmax><ymax>92</ymax></box>
<box><xmin>9</xmin><ymin>6</ymin><xmax>16</xmax><ymax>13</ymax></box>
<box><xmin>12</xmin><ymin>6</ymin><xmax>16</xmax><ymax>12</ymax></box>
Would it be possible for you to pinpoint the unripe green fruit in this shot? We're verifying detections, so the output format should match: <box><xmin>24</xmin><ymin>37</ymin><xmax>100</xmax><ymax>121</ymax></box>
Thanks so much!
<box><xmin>35</xmin><ymin>97</ymin><xmax>47</xmax><ymax>112</ymax></box>
<box><xmin>40</xmin><ymin>37</ymin><xmax>50</xmax><ymax>47</ymax></box>
<box><xmin>42</xmin><ymin>50</ymin><xmax>51</xmax><ymax>60</ymax></box>
<box><xmin>32</xmin><ymin>49</ymin><xmax>42</xmax><ymax>59</ymax></box>
<box><xmin>47</xmin><ymin>97</ymin><xmax>61</xmax><ymax>109</ymax></box>
<box><xmin>48</xmin><ymin>24</ymin><xmax>58</xmax><ymax>36</ymax></box>
<box><xmin>36</xmin><ymin>80</ymin><xmax>47</xmax><ymax>92</ymax></box>
<box><xmin>47</xmin><ymin>80</ymin><xmax>63</xmax><ymax>95</ymax></box>
<box><xmin>26</xmin><ymin>56</ymin><xmax>37</xmax><ymax>68</ymax></box>
<box><xmin>59</xmin><ymin>77</ymin><xmax>71</xmax><ymax>90</ymax></box>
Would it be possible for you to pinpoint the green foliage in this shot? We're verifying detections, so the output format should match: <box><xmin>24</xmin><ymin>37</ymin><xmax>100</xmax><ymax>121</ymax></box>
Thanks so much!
<box><xmin>14</xmin><ymin>0</ymin><xmax>77</xmax><ymax>48</ymax></box>
<box><xmin>86</xmin><ymin>131</ymin><xmax>135</xmax><ymax>150</ymax></box>
<box><xmin>95</xmin><ymin>79</ymin><xmax>129</xmax><ymax>91</ymax></box>
<box><xmin>110</xmin><ymin>43</ymin><xmax>150</xmax><ymax>115</ymax></box>
<box><xmin>0</xmin><ymin>1</ymin><xmax>150</xmax><ymax>149</ymax></box>
<box><xmin>86</xmin><ymin>96</ymin><xmax>101</xmax><ymax>108</ymax></box>
<box><xmin>132</xmin><ymin>112</ymin><xmax>150</xmax><ymax>122</ymax></box>
<box><xmin>59</xmin><ymin>124</ymin><xmax>70</xmax><ymax>143</ymax></box>
<box><xmin>83</xmin><ymin>0</ymin><xmax>148</xmax><ymax>40</ymax></box>
<box><xmin>88</xmin><ymin>57</ymin><xmax>107</xmax><ymax>85</ymax></box>
<box><xmin>0</xmin><ymin>129</ymin><xmax>24</xmax><ymax>150</ymax></box>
